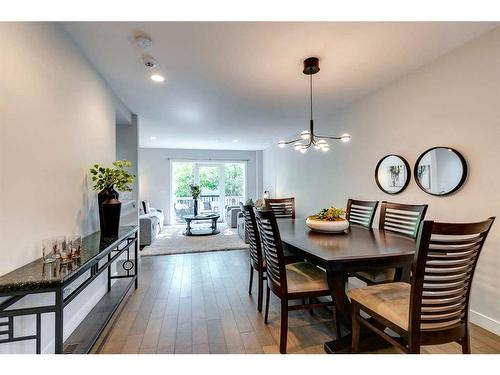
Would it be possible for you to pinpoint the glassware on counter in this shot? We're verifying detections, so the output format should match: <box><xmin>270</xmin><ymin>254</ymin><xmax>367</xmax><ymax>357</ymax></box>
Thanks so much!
<box><xmin>68</xmin><ymin>235</ymin><xmax>82</xmax><ymax>259</ymax></box>
<box><xmin>42</xmin><ymin>239</ymin><xmax>57</xmax><ymax>264</ymax></box>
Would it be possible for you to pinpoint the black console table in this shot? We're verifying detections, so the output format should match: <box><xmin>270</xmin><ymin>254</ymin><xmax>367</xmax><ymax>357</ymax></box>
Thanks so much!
<box><xmin>0</xmin><ymin>226</ymin><xmax>138</xmax><ymax>354</ymax></box>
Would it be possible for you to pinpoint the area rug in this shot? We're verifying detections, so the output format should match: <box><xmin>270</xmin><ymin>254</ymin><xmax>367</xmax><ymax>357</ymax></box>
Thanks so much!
<box><xmin>141</xmin><ymin>223</ymin><xmax>249</xmax><ymax>256</ymax></box>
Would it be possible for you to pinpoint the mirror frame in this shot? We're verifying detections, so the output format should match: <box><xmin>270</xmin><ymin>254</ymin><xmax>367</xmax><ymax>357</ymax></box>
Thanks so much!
<box><xmin>374</xmin><ymin>154</ymin><xmax>411</xmax><ymax>195</ymax></box>
<box><xmin>413</xmin><ymin>146</ymin><xmax>468</xmax><ymax>196</ymax></box>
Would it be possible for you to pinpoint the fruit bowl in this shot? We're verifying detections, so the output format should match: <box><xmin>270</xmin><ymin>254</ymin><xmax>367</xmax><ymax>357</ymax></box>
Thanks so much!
<box><xmin>306</xmin><ymin>217</ymin><xmax>350</xmax><ymax>233</ymax></box>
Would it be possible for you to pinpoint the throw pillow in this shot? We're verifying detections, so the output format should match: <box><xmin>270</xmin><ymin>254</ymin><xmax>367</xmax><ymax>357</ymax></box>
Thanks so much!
<box><xmin>142</xmin><ymin>200</ymin><xmax>151</xmax><ymax>214</ymax></box>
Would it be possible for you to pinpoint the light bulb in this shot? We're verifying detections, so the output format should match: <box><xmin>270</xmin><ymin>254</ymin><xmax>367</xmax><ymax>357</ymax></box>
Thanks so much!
<box><xmin>321</xmin><ymin>146</ymin><xmax>330</xmax><ymax>152</ymax></box>
<box><xmin>340</xmin><ymin>133</ymin><xmax>351</xmax><ymax>143</ymax></box>
<box><xmin>300</xmin><ymin>130</ymin><xmax>311</xmax><ymax>140</ymax></box>
<box><xmin>150</xmin><ymin>74</ymin><xmax>165</xmax><ymax>82</ymax></box>
<box><xmin>294</xmin><ymin>142</ymin><xmax>303</xmax><ymax>150</ymax></box>
<box><xmin>278</xmin><ymin>140</ymin><xmax>286</xmax><ymax>148</ymax></box>
<box><xmin>299</xmin><ymin>147</ymin><xmax>308</xmax><ymax>154</ymax></box>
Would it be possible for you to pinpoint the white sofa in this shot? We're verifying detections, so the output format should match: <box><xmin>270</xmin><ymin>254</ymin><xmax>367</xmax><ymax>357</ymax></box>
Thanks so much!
<box><xmin>139</xmin><ymin>203</ymin><xmax>164</xmax><ymax>246</ymax></box>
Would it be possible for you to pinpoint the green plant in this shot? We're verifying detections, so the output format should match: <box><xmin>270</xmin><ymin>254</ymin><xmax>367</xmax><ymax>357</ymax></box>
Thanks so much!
<box><xmin>309</xmin><ymin>206</ymin><xmax>346</xmax><ymax>221</ymax></box>
<box><xmin>190</xmin><ymin>184</ymin><xmax>201</xmax><ymax>199</ymax></box>
<box><xmin>245</xmin><ymin>198</ymin><xmax>254</xmax><ymax>206</ymax></box>
<box><xmin>90</xmin><ymin>160</ymin><xmax>135</xmax><ymax>192</ymax></box>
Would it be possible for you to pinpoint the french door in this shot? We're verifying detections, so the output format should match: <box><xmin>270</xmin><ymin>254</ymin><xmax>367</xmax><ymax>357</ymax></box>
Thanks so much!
<box><xmin>171</xmin><ymin>161</ymin><xmax>246</xmax><ymax>224</ymax></box>
<box><xmin>196</xmin><ymin>164</ymin><xmax>224</xmax><ymax>218</ymax></box>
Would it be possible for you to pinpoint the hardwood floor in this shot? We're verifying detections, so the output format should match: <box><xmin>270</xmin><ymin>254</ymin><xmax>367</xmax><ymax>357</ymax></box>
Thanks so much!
<box><xmin>94</xmin><ymin>250</ymin><xmax>500</xmax><ymax>354</ymax></box>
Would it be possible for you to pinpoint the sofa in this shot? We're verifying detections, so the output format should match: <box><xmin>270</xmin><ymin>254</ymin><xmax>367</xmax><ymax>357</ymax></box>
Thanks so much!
<box><xmin>237</xmin><ymin>211</ymin><xmax>248</xmax><ymax>243</ymax></box>
<box><xmin>139</xmin><ymin>201</ymin><xmax>164</xmax><ymax>246</ymax></box>
<box><xmin>225</xmin><ymin>205</ymin><xmax>241</xmax><ymax>228</ymax></box>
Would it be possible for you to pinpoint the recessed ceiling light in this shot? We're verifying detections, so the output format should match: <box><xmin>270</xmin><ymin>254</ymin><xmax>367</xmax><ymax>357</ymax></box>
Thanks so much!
<box><xmin>150</xmin><ymin>74</ymin><xmax>165</xmax><ymax>83</ymax></box>
<box><xmin>150</xmin><ymin>136</ymin><xmax>157</xmax><ymax>140</ymax></box>
<box><xmin>233</xmin><ymin>139</ymin><xmax>239</xmax><ymax>143</ymax></box>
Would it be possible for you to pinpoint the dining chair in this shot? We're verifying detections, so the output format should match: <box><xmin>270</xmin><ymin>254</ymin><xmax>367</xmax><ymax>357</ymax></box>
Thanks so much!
<box><xmin>241</xmin><ymin>204</ymin><xmax>307</xmax><ymax>313</ymax></box>
<box><xmin>354</xmin><ymin>201</ymin><xmax>428</xmax><ymax>285</ymax></box>
<box><xmin>240</xmin><ymin>203</ymin><xmax>266</xmax><ymax>312</ymax></box>
<box><xmin>255</xmin><ymin>209</ymin><xmax>340</xmax><ymax>354</ymax></box>
<box><xmin>346</xmin><ymin>199</ymin><xmax>379</xmax><ymax>228</ymax></box>
<box><xmin>349</xmin><ymin>217</ymin><xmax>495</xmax><ymax>354</ymax></box>
<box><xmin>264</xmin><ymin>197</ymin><xmax>295</xmax><ymax>219</ymax></box>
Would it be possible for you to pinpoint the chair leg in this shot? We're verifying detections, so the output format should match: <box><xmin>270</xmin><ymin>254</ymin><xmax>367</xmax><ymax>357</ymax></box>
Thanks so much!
<box><xmin>408</xmin><ymin>338</ymin><xmax>421</xmax><ymax>354</ymax></box>
<box><xmin>351</xmin><ymin>302</ymin><xmax>360</xmax><ymax>353</ymax></box>
<box><xmin>461</xmin><ymin>324</ymin><xmax>471</xmax><ymax>354</ymax></box>
<box><xmin>257</xmin><ymin>270</ymin><xmax>264</xmax><ymax>312</ymax></box>
<box><xmin>248</xmin><ymin>266</ymin><xmax>254</xmax><ymax>295</ymax></box>
<box><xmin>264</xmin><ymin>285</ymin><xmax>270</xmax><ymax>324</ymax></box>
<box><xmin>280</xmin><ymin>299</ymin><xmax>288</xmax><ymax>354</ymax></box>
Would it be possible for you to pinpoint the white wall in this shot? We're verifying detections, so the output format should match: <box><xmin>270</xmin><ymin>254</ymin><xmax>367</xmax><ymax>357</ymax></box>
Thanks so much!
<box><xmin>263</xmin><ymin>28</ymin><xmax>500</xmax><ymax>334</ymax></box>
<box><xmin>139</xmin><ymin>148</ymin><xmax>263</xmax><ymax>224</ymax></box>
<box><xmin>0</xmin><ymin>23</ymin><xmax>118</xmax><ymax>352</ymax></box>
<box><xmin>116</xmin><ymin>115</ymin><xmax>140</xmax><ymax>226</ymax></box>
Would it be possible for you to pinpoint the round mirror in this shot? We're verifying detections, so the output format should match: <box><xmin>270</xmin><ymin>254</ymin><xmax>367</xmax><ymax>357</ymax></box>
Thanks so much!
<box><xmin>375</xmin><ymin>155</ymin><xmax>410</xmax><ymax>194</ymax></box>
<box><xmin>414</xmin><ymin>147</ymin><xmax>467</xmax><ymax>196</ymax></box>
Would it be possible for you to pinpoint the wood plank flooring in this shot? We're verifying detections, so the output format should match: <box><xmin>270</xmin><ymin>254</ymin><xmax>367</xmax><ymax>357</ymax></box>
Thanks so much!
<box><xmin>94</xmin><ymin>250</ymin><xmax>500</xmax><ymax>354</ymax></box>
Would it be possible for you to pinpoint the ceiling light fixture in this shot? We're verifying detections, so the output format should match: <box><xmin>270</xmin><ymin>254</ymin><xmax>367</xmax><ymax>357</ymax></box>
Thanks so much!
<box><xmin>134</xmin><ymin>35</ymin><xmax>153</xmax><ymax>50</ymax></box>
<box><xmin>277</xmin><ymin>57</ymin><xmax>351</xmax><ymax>153</ymax></box>
<box><xmin>150</xmin><ymin>74</ymin><xmax>165</xmax><ymax>83</ymax></box>
<box><xmin>150</xmin><ymin>136</ymin><xmax>157</xmax><ymax>140</ymax></box>
<box><xmin>233</xmin><ymin>139</ymin><xmax>239</xmax><ymax>143</ymax></box>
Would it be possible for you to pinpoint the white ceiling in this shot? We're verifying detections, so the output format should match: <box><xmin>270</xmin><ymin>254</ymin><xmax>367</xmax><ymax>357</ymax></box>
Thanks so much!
<box><xmin>62</xmin><ymin>22</ymin><xmax>497</xmax><ymax>150</ymax></box>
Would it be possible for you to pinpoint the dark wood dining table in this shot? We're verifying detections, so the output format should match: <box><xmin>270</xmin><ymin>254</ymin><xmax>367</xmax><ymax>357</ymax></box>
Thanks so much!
<box><xmin>277</xmin><ymin>219</ymin><xmax>416</xmax><ymax>353</ymax></box>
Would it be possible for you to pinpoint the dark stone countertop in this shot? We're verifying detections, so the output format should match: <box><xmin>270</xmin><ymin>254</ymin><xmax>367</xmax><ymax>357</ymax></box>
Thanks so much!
<box><xmin>0</xmin><ymin>226</ymin><xmax>138</xmax><ymax>294</ymax></box>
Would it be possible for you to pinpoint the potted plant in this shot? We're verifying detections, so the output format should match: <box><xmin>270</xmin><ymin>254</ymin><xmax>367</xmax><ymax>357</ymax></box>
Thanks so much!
<box><xmin>306</xmin><ymin>206</ymin><xmax>349</xmax><ymax>233</ymax></box>
<box><xmin>190</xmin><ymin>184</ymin><xmax>201</xmax><ymax>216</ymax></box>
<box><xmin>90</xmin><ymin>160</ymin><xmax>135</xmax><ymax>237</ymax></box>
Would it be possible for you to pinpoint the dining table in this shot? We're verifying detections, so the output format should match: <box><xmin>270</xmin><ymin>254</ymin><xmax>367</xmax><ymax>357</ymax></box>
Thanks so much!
<box><xmin>277</xmin><ymin>219</ymin><xmax>416</xmax><ymax>353</ymax></box>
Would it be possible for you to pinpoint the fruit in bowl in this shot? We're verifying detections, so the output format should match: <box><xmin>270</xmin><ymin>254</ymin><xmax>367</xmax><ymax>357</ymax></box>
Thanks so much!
<box><xmin>306</xmin><ymin>206</ymin><xmax>349</xmax><ymax>233</ymax></box>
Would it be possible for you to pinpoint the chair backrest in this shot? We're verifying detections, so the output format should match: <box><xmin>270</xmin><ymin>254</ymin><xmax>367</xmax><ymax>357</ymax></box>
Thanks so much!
<box><xmin>379</xmin><ymin>201</ymin><xmax>428</xmax><ymax>238</ymax></box>
<box><xmin>409</xmin><ymin>218</ymin><xmax>495</xmax><ymax>336</ymax></box>
<box><xmin>255</xmin><ymin>209</ymin><xmax>287</xmax><ymax>296</ymax></box>
<box><xmin>346</xmin><ymin>199</ymin><xmax>379</xmax><ymax>228</ymax></box>
<box><xmin>240</xmin><ymin>204</ymin><xmax>264</xmax><ymax>271</ymax></box>
<box><xmin>264</xmin><ymin>198</ymin><xmax>295</xmax><ymax>219</ymax></box>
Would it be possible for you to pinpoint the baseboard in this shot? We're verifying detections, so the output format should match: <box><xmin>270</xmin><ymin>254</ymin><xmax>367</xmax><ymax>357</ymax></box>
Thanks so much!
<box><xmin>470</xmin><ymin>310</ymin><xmax>500</xmax><ymax>336</ymax></box>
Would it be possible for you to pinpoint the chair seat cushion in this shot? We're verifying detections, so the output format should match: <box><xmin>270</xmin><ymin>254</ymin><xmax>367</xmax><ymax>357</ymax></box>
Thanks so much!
<box><xmin>348</xmin><ymin>282</ymin><xmax>411</xmax><ymax>331</ymax></box>
<box><xmin>286</xmin><ymin>262</ymin><xmax>329</xmax><ymax>294</ymax></box>
<box><xmin>348</xmin><ymin>282</ymin><xmax>462</xmax><ymax>332</ymax></box>
<box><xmin>356</xmin><ymin>269</ymin><xmax>395</xmax><ymax>283</ymax></box>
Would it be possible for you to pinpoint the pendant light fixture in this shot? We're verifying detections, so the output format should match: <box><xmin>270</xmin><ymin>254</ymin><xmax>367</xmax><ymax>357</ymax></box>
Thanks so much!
<box><xmin>278</xmin><ymin>57</ymin><xmax>351</xmax><ymax>153</ymax></box>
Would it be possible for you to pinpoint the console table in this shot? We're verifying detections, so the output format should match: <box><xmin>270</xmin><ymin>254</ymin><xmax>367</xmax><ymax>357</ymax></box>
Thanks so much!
<box><xmin>0</xmin><ymin>225</ymin><xmax>138</xmax><ymax>354</ymax></box>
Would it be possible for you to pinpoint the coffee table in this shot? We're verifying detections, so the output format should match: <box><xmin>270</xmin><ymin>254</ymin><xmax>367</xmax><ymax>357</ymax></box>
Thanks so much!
<box><xmin>183</xmin><ymin>214</ymin><xmax>220</xmax><ymax>236</ymax></box>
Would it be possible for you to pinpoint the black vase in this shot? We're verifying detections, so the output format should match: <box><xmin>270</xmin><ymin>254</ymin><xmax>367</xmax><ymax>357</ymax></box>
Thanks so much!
<box><xmin>98</xmin><ymin>187</ymin><xmax>121</xmax><ymax>237</ymax></box>
<box><xmin>193</xmin><ymin>198</ymin><xmax>198</xmax><ymax>216</ymax></box>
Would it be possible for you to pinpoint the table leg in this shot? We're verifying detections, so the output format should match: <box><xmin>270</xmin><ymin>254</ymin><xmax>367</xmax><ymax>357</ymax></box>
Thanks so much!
<box><xmin>54</xmin><ymin>288</ymin><xmax>64</xmax><ymax>354</ymax></box>
<box><xmin>324</xmin><ymin>270</ymin><xmax>393</xmax><ymax>354</ymax></box>
<box><xmin>212</xmin><ymin>218</ymin><xmax>217</xmax><ymax>233</ymax></box>
<box><xmin>394</xmin><ymin>264</ymin><xmax>411</xmax><ymax>282</ymax></box>
<box><xmin>186</xmin><ymin>220</ymin><xmax>192</xmax><ymax>236</ymax></box>
<box><xmin>326</xmin><ymin>271</ymin><xmax>351</xmax><ymax>326</ymax></box>
<box><xmin>134</xmin><ymin>232</ymin><xmax>138</xmax><ymax>289</ymax></box>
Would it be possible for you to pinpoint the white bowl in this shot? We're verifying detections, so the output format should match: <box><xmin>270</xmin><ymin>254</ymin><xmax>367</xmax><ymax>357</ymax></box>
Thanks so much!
<box><xmin>306</xmin><ymin>217</ymin><xmax>349</xmax><ymax>234</ymax></box>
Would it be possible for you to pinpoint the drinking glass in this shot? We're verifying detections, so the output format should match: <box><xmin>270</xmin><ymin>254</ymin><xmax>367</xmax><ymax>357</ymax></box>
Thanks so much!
<box><xmin>42</xmin><ymin>239</ymin><xmax>56</xmax><ymax>264</ymax></box>
<box><xmin>57</xmin><ymin>236</ymin><xmax>71</xmax><ymax>264</ymax></box>
<box><xmin>68</xmin><ymin>235</ymin><xmax>82</xmax><ymax>259</ymax></box>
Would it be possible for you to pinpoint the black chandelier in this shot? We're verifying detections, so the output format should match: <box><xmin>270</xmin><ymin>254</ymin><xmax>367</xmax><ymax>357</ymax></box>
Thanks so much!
<box><xmin>278</xmin><ymin>57</ymin><xmax>351</xmax><ymax>153</ymax></box>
